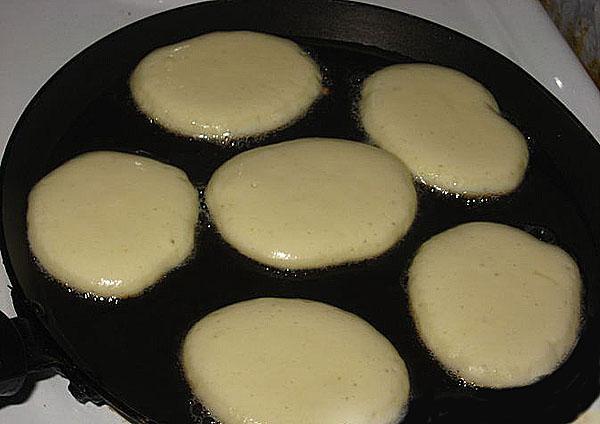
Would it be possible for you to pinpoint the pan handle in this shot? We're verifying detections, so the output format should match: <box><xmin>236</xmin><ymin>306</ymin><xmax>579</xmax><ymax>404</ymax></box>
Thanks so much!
<box><xmin>0</xmin><ymin>310</ymin><xmax>27</xmax><ymax>396</ymax></box>
<box><xmin>0</xmin><ymin>309</ymin><xmax>60</xmax><ymax>397</ymax></box>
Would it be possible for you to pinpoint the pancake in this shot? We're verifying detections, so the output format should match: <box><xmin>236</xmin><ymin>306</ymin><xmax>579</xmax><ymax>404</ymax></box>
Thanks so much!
<box><xmin>204</xmin><ymin>137</ymin><xmax>417</xmax><ymax>269</ymax></box>
<box><xmin>360</xmin><ymin>64</ymin><xmax>529</xmax><ymax>196</ymax></box>
<box><xmin>181</xmin><ymin>297</ymin><xmax>410</xmax><ymax>424</ymax></box>
<box><xmin>408</xmin><ymin>222</ymin><xmax>582</xmax><ymax>388</ymax></box>
<box><xmin>27</xmin><ymin>151</ymin><xmax>199</xmax><ymax>298</ymax></box>
<box><xmin>573</xmin><ymin>408</ymin><xmax>600</xmax><ymax>424</ymax></box>
<box><xmin>130</xmin><ymin>31</ymin><xmax>322</xmax><ymax>141</ymax></box>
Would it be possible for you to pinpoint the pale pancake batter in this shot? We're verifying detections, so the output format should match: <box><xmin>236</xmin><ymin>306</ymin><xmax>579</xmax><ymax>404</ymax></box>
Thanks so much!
<box><xmin>27</xmin><ymin>151</ymin><xmax>199</xmax><ymax>298</ymax></box>
<box><xmin>130</xmin><ymin>31</ymin><xmax>322</xmax><ymax>140</ymax></box>
<box><xmin>204</xmin><ymin>138</ymin><xmax>417</xmax><ymax>269</ymax></box>
<box><xmin>360</xmin><ymin>64</ymin><xmax>529</xmax><ymax>196</ymax></box>
<box><xmin>408</xmin><ymin>222</ymin><xmax>581</xmax><ymax>388</ymax></box>
<box><xmin>182</xmin><ymin>298</ymin><xmax>410</xmax><ymax>424</ymax></box>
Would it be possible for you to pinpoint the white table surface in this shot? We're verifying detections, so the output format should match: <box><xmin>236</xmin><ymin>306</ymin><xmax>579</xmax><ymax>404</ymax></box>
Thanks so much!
<box><xmin>1</xmin><ymin>1</ymin><xmax>599</xmax><ymax>422</ymax></box>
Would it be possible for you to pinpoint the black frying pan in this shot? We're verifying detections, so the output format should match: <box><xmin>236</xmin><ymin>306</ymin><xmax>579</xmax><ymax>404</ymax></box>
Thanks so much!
<box><xmin>1</xmin><ymin>0</ymin><xmax>599</xmax><ymax>422</ymax></box>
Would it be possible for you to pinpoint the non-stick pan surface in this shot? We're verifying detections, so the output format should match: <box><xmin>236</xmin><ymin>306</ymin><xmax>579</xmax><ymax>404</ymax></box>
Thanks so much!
<box><xmin>2</xmin><ymin>0</ymin><xmax>600</xmax><ymax>422</ymax></box>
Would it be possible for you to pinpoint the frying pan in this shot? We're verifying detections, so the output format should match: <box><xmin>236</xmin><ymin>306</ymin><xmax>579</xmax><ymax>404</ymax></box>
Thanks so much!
<box><xmin>1</xmin><ymin>0</ymin><xmax>599</xmax><ymax>422</ymax></box>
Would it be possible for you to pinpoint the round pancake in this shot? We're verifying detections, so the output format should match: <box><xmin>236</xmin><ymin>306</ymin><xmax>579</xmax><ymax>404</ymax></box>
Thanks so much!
<box><xmin>360</xmin><ymin>64</ymin><xmax>529</xmax><ymax>196</ymax></box>
<box><xmin>408</xmin><ymin>222</ymin><xmax>582</xmax><ymax>388</ymax></box>
<box><xmin>130</xmin><ymin>31</ymin><xmax>322</xmax><ymax>141</ymax></box>
<box><xmin>204</xmin><ymin>137</ymin><xmax>417</xmax><ymax>269</ymax></box>
<box><xmin>181</xmin><ymin>297</ymin><xmax>410</xmax><ymax>424</ymax></box>
<box><xmin>27</xmin><ymin>151</ymin><xmax>199</xmax><ymax>298</ymax></box>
